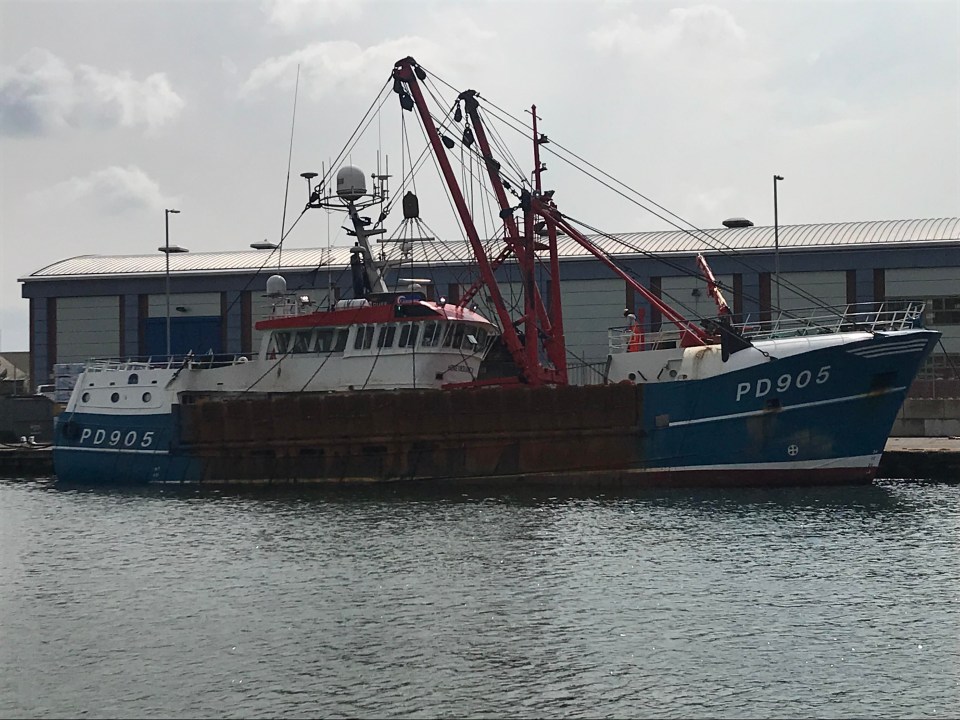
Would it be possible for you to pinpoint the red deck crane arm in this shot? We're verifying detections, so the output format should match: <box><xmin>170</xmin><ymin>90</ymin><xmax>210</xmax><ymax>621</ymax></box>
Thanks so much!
<box><xmin>532</xmin><ymin>199</ymin><xmax>709</xmax><ymax>346</ymax></box>
<box><xmin>458</xmin><ymin>90</ymin><xmax>566</xmax><ymax>382</ymax></box>
<box><xmin>393</xmin><ymin>58</ymin><xmax>539</xmax><ymax>382</ymax></box>
<box><xmin>458</xmin><ymin>243</ymin><xmax>513</xmax><ymax>307</ymax></box>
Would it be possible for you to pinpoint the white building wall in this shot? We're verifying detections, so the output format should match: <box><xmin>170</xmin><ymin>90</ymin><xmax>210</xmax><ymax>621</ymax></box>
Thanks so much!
<box><xmin>56</xmin><ymin>296</ymin><xmax>119</xmax><ymax>362</ymax></box>
<box><xmin>885</xmin><ymin>267</ymin><xmax>960</xmax><ymax>297</ymax></box>
<box><xmin>774</xmin><ymin>271</ymin><xmax>847</xmax><ymax>313</ymax></box>
<box><xmin>560</xmin><ymin>278</ymin><xmax>624</xmax><ymax>364</ymax></box>
<box><xmin>659</xmin><ymin>274</ymin><xmax>733</xmax><ymax>320</ymax></box>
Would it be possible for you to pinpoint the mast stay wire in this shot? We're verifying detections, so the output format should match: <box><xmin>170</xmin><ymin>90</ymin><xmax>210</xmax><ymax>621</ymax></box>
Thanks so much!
<box><xmin>277</xmin><ymin>64</ymin><xmax>301</xmax><ymax>271</ymax></box>
<box><xmin>412</xmin><ymin>75</ymin><xmax>581</xmax><ymax>324</ymax></box>
<box><xmin>409</xmin><ymin>66</ymin><xmax>702</xmax><ymax>324</ymax></box>
<box><xmin>403</xmin><ymin>66</ymin><xmax>698</xmax><ymax>322</ymax></box>
<box><xmin>429</xmin><ymin>74</ymin><xmax>824</xmax><ymax>317</ymax></box>
<box><xmin>473</xmin><ymin>96</ymin><xmax>837</xmax><ymax>317</ymax></box>
<box><xmin>412</xmin><ymin>101</ymin><xmax>531</xmax><ymax>297</ymax></box>
<box><xmin>311</xmin><ymin>78</ymin><xmax>393</xmax><ymax>210</ymax></box>
<box><xmin>406</xmin><ymin>104</ymin><xmax>527</xmax><ymax>329</ymax></box>
<box><xmin>540</xmin><ymin>142</ymin><xmax>836</xmax><ymax>315</ymax></box>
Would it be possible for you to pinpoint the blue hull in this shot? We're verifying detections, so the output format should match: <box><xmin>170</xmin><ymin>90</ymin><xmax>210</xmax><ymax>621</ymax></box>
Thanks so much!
<box><xmin>53</xmin><ymin>411</ymin><xmax>202</xmax><ymax>484</ymax></box>
<box><xmin>641</xmin><ymin>333</ymin><xmax>935</xmax><ymax>478</ymax></box>
<box><xmin>53</xmin><ymin>330</ymin><xmax>940</xmax><ymax>487</ymax></box>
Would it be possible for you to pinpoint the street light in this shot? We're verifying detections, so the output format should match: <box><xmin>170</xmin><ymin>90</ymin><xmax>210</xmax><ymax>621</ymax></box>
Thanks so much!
<box><xmin>773</xmin><ymin>175</ymin><xmax>784</xmax><ymax>311</ymax></box>
<box><xmin>159</xmin><ymin>209</ymin><xmax>187</xmax><ymax>357</ymax></box>
<box><xmin>250</xmin><ymin>240</ymin><xmax>278</xmax><ymax>249</ymax></box>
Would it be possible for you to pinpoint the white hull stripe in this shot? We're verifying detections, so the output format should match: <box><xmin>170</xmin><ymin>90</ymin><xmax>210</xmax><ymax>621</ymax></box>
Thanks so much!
<box><xmin>57</xmin><ymin>446</ymin><xmax>169</xmax><ymax>456</ymax></box>
<box><xmin>846</xmin><ymin>340</ymin><xmax>930</xmax><ymax>358</ymax></box>
<box><xmin>637</xmin><ymin>453</ymin><xmax>882</xmax><ymax>473</ymax></box>
<box><xmin>848</xmin><ymin>348</ymin><xmax>928</xmax><ymax>360</ymax></box>
<box><xmin>57</xmin><ymin>448</ymin><xmax>878</xmax><ymax>472</ymax></box>
<box><xmin>668</xmin><ymin>385</ymin><xmax>906</xmax><ymax>427</ymax></box>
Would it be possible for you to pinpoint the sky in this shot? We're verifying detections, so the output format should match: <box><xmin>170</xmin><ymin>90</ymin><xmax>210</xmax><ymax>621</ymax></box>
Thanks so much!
<box><xmin>1</xmin><ymin>0</ymin><xmax>958</xmax><ymax>352</ymax></box>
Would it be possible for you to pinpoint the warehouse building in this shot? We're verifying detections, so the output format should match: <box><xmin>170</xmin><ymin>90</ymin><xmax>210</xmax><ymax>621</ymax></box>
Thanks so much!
<box><xmin>19</xmin><ymin>217</ymin><xmax>960</xmax><ymax>388</ymax></box>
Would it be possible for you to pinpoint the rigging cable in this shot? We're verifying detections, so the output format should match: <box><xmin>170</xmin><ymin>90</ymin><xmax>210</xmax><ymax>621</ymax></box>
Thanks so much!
<box><xmin>277</xmin><ymin>63</ymin><xmax>301</xmax><ymax>271</ymax></box>
<box><xmin>464</xmin><ymin>88</ymin><xmax>836</xmax><ymax>316</ymax></box>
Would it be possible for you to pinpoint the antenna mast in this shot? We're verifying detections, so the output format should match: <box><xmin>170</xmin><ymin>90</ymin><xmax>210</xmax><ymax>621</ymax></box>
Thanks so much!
<box><xmin>278</xmin><ymin>63</ymin><xmax>301</xmax><ymax>270</ymax></box>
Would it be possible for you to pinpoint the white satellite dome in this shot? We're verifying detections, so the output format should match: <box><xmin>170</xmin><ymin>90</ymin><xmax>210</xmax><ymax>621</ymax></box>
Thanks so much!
<box><xmin>336</xmin><ymin>166</ymin><xmax>366</xmax><ymax>202</ymax></box>
<box><xmin>266</xmin><ymin>274</ymin><xmax>287</xmax><ymax>297</ymax></box>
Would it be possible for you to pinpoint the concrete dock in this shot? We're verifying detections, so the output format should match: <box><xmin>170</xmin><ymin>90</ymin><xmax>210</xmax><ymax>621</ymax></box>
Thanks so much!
<box><xmin>2</xmin><ymin>438</ymin><xmax>959</xmax><ymax>482</ymax></box>
<box><xmin>0</xmin><ymin>444</ymin><xmax>54</xmax><ymax>476</ymax></box>
<box><xmin>878</xmin><ymin>436</ymin><xmax>960</xmax><ymax>480</ymax></box>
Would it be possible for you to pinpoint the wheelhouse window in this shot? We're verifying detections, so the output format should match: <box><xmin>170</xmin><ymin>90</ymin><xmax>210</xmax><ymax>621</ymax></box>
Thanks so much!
<box><xmin>464</xmin><ymin>328</ymin><xmax>480</xmax><ymax>351</ymax></box>
<box><xmin>270</xmin><ymin>331</ymin><xmax>291</xmax><ymax>355</ymax></box>
<box><xmin>464</xmin><ymin>327</ymin><xmax>489</xmax><ymax>351</ymax></box>
<box><xmin>421</xmin><ymin>321</ymin><xmax>441</xmax><ymax>347</ymax></box>
<box><xmin>314</xmin><ymin>328</ymin><xmax>336</xmax><ymax>353</ymax></box>
<box><xmin>444</xmin><ymin>324</ymin><xmax>465</xmax><ymax>349</ymax></box>
<box><xmin>377</xmin><ymin>324</ymin><xmax>397</xmax><ymax>348</ymax></box>
<box><xmin>398</xmin><ymin>323</ymin><xmax>420</xmax><ymax>348</ymax></box>
<box><xmin>441</xmin><ymin>324</ymin><xmax>454</xmax><ymax>348</ymax></box>
<box><xmin>354</xmin><ymin>325</ymin><xmax>374</xmax><ymax>350</ymax></box>
<box><xmin>292</xmin><ymin>330</ymin><xmax>312</xmax><ymax>354</ymax></box>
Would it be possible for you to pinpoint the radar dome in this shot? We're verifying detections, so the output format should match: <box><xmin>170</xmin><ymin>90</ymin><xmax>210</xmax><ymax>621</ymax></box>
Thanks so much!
<box><xmin>336</xmin><ymin>166</ymin><xmax>366</xmax><ymax>202</ymax></box>
<box><xmin>266</xmin><ymin>274</ymin><xmax>287</xmax><ymax>297</ymax></box>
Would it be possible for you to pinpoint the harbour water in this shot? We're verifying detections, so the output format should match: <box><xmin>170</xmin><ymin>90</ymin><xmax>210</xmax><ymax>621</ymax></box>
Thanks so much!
<box><xmin>1</xmin><ymin>477</ymin><xmax>957</xmax><ymax>719</ymax></box>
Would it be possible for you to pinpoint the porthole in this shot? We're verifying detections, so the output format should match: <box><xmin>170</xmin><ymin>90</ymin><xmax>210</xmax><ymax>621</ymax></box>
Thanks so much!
<box><xmin>81</xmin><ymin>392</ymin><xmax>90</xmax><ymax>403</ymax></box>
<box><xmin>110</xmin><ymin>392</ymin><xmax>120</xmax><ymax>403</ymax></box>
<box><xmin>142</xmin><ymin>392</ymin><xmax>152</xmax><ymax>403</ymax></box>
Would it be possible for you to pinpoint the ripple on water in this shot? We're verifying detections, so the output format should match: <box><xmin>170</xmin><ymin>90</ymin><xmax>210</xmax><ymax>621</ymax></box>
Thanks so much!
<box><xmin>0</xmin><ymin>478</ymin><xmax>958</xmax><ymax>718</ymax></box>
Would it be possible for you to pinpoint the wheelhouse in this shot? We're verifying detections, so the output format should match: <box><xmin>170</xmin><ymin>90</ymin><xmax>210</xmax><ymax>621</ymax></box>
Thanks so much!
<box><xmin>262</xmin><ymin>318</ymin><xmax>496</xmax><ymax>359</ymax></box>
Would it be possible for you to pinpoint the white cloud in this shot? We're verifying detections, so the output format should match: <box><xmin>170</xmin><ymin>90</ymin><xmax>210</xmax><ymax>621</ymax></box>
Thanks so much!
<box><xmin>430</xmin><ymin>9</ymin><xmax>496</xmax><ymax>45</ymax></box>
<box><xmin>240</xmin><ymin>37</ymin><xmax>446</xmax><ymax>100</ymax></box>
<box><xmin>0</xmin><ymin>48</ymin><xmax>184</xmax><ymax>136</ymax></box>
<box><xmin>262</xmin><ymin>0</ymin><xmax>364</xmax><ymax>32</ymax></box>
<box><xmin>41</xmin><ymin>166</ymin><xmax>173</xmax><ymax>215</ymax></box>
<box><xmin>589</xmin><ymin>4</ymin><xmax>747</xmax><ymax>58</ymax></box>
<box><xmin>687</xmin><ymin>185</ymin><xmax>740</xmax><ymax>223</ymax></box>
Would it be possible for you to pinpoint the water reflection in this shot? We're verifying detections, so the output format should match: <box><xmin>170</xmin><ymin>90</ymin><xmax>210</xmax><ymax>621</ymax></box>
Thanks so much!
<box><xmin>47</xmin><ymin>473</ymin><xmax>911</xmax><ymax>517</ymax></box>
<box><xmin>2</xmin><ymin>476</ymin><xmax>957</xmax><ymax>719</ymax></box>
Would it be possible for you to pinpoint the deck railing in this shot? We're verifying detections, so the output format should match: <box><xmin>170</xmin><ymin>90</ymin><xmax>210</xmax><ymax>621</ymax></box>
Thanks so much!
<box><xmin>609</xmin><ymin>301</ymin><xmax>928</xmax><ymax>354</ymax></box>
<box><xmin>79</xmin><ymin>353</ymin><xmax>254</xmax><ymax>373</ymax></box>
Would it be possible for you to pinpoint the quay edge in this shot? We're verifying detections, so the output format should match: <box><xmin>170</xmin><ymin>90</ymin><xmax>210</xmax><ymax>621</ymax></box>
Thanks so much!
<box><xmin>3</xmin><ymin>437</ymin><xmax>959</xmax><ymax>482</ymax></box>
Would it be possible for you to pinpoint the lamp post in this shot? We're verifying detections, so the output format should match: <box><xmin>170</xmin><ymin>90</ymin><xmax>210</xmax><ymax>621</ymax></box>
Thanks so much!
<box><xmin>773</xmin><ymin>175</ymin><xmax>784</xmax><ymax>311</ymax></box>
<box><xmin>159</xmin><ymin>209</ymin><xmax>187</xmax><ymax>357</ymax></box>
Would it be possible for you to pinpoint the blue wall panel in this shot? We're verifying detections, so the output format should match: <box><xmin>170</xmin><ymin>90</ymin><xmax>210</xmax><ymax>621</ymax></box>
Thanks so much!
<box><xmin>144</xmin><ymin>317</ymin><xmax>222</xmax><ymax>357</ymax></box>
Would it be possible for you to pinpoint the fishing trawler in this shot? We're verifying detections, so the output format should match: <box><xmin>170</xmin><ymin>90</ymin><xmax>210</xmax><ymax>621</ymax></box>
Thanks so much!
<box><xmin>51</xmin><ymin>56</ymin><xmax>939</xmax><ymax>487</ymax></box>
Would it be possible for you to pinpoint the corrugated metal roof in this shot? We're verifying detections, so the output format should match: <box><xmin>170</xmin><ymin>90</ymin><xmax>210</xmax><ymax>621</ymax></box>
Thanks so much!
<box><xmin>21</xmin><ymin>217</ymin><xmax>959</xmax><ymax>280</ymax></box>
<box><xmin>27</xmin><ymin>247</ymin><xmax>346</xmax><ymax>279</ymax></box>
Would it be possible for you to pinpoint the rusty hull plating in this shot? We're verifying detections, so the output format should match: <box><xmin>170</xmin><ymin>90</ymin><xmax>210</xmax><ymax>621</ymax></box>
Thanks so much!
<box><xmin>179</xmin><ymin>384</ymin><xmax>644</xmax><ymax>485</ymax></box>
